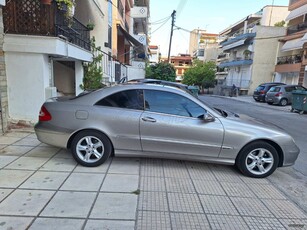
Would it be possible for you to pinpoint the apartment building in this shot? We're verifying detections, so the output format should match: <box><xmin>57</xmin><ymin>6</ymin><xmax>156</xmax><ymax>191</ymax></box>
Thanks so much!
<box><xmin>162</xmin><ymin>54</ymin><xmax>193</xmax><ymax>81</ymax></box>
<box><xmin>217</xmin><ymin>5</ymin><xmax>289</xmax><ymax>95</ymax></box>
<box><xmin>189</xmin><ymin>29</ymin><xmax>219</xmax><ymax>62</ymax></box>
<box><xmin>149</xmin><ymin>45</ymin><xmax>160</xmax><ymax>64</ymax></box>
<box><xmin>274</xmin><ymin>0</ymin><xmax>307</xmax><ymax>86</ymax></box>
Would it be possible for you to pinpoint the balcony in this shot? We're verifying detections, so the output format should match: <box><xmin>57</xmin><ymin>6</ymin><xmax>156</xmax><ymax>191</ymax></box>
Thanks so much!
<box><xmin>275</xmin><ymin>54</ymin><xmax>302</xmax><ymax>73</ymax></box>
<box><xmin>131</xmin><ymin>6</ymin><xmax>148</xmax><ymax>18</ymax></box>
<box><xmin>276</xmin><ymin>54</ymin><xmax>302</xmax><ymax>65</ymax></box>
<box><xmin>3</xmin><ymin>0</ymin><xmax>90</xmax><ymax>51</ymax></box>
<box><xmin>220</xmin><ymin>33</ymin><xmax>256</xmax><ymax>46</ymax></box>
<box><xmin>287</xmin><ymin>21</ymin><xmax>307</xmax><ymax>35</ymax></box>
<box><xmin>219</xmin><ymin>59</ymin><xmax>253</xmax><ymax>68</ymax></box>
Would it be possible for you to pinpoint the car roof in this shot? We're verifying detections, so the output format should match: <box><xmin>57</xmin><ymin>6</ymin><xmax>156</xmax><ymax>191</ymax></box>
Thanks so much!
<box><xmin>128</xmin><ymin>78</ymin><xmax>188</xmax><ymax>88</ymax></box>
<box><xmin>259</xmin><ymin>82</ymin><xmax>285</xmax><ymax>86</ymax></box>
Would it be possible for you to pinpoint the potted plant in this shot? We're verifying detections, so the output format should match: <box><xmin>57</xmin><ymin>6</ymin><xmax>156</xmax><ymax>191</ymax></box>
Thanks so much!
<box><xmin>243</xmin><ymin>50</ymin><xmax>252</xmax><ymax>59</ymax></box>
<box><xmin>87</xmin><ymin>22</ymin><xmax>95</xmax><ymax>31</ymax></box>
<box><xmin>56</xmin><ymin>0</ymin><xmax>75</xmax><ymax>26</ymax></box>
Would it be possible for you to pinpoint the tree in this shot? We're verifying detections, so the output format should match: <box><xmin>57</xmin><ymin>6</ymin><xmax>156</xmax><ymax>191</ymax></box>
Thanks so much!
<box><xmin>182</xmin><ymin>60</ymin><xmax>216</xmax><ymax>93</ymax></box>
<box><xmin>145</xmin><ymin>62</ymin><xmax>176</xmax><ymax>82</ymax></box>
<box><xmin>80</xmin><ymin>37</ymin><xmax>104</xmax><ymax>90</ymax></box>
<box><xmin>274</xmin><ymin>20</ymin><xmax>286</xmax><ymax>27</ymax></box>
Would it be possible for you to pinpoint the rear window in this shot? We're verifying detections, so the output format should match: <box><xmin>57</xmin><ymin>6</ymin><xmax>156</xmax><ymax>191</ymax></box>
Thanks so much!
<box><xmin>269</xmin><ymin>86</ymin><xmax>281</xmax><ymax>92</ymax></box>
<box><xmin>255</xmin><ymin>86</ymin><xmax>265</xmax><ymax>91</ymax></box>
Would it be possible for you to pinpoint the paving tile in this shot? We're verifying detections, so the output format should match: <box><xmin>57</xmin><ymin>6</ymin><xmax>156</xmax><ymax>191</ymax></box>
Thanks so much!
<box><xmin>170</xmin><ymin>213</ymin><xmax>210</xmax><ymax>230</ymax></box>
<box><xmin>53</xmin><ymin>149</ymin><xmax>73</xmax><ymax>159</ymax></box>
<box><xmin>40</xmin><ymin>158</ymin><xmax>77</xmax><ymax>172</ymax></box>
<box><xmin>163</xmin><ymin>160</ymin><xmax>190</xmax><ymax>178</ymax></box>
<box><xmin>136</xmin><ymin>211</ymin><xmax>171</xmax><ymax>230</ymax></box>
<box><xmin>20</xmin><ymin>171</ymin><xmax>69</xmax><ymax>190</ymax></box>
<box><xmin>138</xmin><ymin>191</ymin><xmax>168</xmax><ymax>211</ymax></box>
<box><xmin>0</xmin><ymin>169</ymin><xmax>34</xmax><ymax>188</ymax></box>
<box><xmin>0</xmin><ymin>145</ymin><xmax>34</xmax><ymax>156</ymax></box>
<box><xmin>210</xmin><ymin>165</ymin><xmax>242</xmax><ymax>182</ymax></box>
<box><xmin>24</xmin><ymin>146</ymin><xmax>60</xmax><ymax>158</ymax></box>
<box><xmin>0</xmin><ymin>136</ymin><xmax>21</xmax><ymax>145</ymax></box>
<box><xmin>0</xmin><ymin>156</ymin><xmax>18</xmax><ymax>168</ymax></box>
<box><xmin>90</xmin><ymin>193</ymin><xmax>137</xmax><ymax>220</ymax></box>
<box><xmin>5</xmin><ymin>157</ymin><xmax>49</xmax><ymax>170</ymax></box>
<box><xmin>207</xmin><ymin>214</ymin><xmax>249</xmax><ymax>230</ymax></box>
<box><xmin>85</xmin><ymin>220</ymin><xmax>135</xmax><ymax>230</ymax></box>
<box><xmin>41</xmin><ymin>191</ymin><xmax>96</xmax><ymax>218</ymax></box>
<box><xmin>200</xmin><ymin>195</ymin><xmax>239</xmax><ymax>215</ymax></box>
<box><xmin>168</xmin><ymin>193</ymin><xmax>203</xmax><ymax>213</ymax></box>
<box><xmin>0</xmin><ymin>144</ymin><xmax>7</xmax><ymax>149</ymax></box>
<box><xmin>140</xmin><ymin>158</ymin><xmax>164</xmax><ymax>177</ymax></box>
<box><xmin>247</xmin><ymin>183</ymin><xmax>287</xmax><ymax>200</ymax></box>
<box><xmin>279</xmin><ymin>219</ymin><xmax>307</xmax><ymax>230</ymax></box>
<box><xmin>30</xmin><ymin>218</ymin><xmax>85</xmax><ymax>230</ymax></box>
<box><xmin>243</xmin><ymin>217</ymin><xmax>286</xmax><ymax>230</ymax></box>
<box><xmin>12</xmin><ymin>137</ymin><xmax>41</xmax><ymax>147</ymax></box>
<box><xmin>140</xmin><ymin>176</ymin><xmax>166</xmax><ymax>191</ymax></box>
<box><xmin>240</xmin><ymin>176</ymin><xmax>270</xmax><ymax>184</ymax></box>
<box><xmin>4</xmin><ymin>131</ymin><xmax>31</xmax><ymax>138</ymax></box>
<box><xmin>0</xmin><ymin>189</ymin><xmax>54</xmax><ymax>216</ymax></box>
<box><xmin>108</xmin><ymin>158</ymin><xmax>140</xmax><ymax>175</ymax></box>
<box><xmin>74</xmin><ymin>158</ymin><xmax>111</xmax><ymax>173</ymax></box>
<box><xmin>0</xmin><ymin>216</ymin><xmax>34</xmax><ymax>230</ymax></box>
<box><xmin>0</xmin><ymin>188</ymin><xmax>13</xmax><ymax>202</ymax></box>
<box><xmin>220</xmin><ymin>182</ymin><xmax>255</xmax><ymax>198</ymax></box>
<box><xmin>262</xmin><ymin>199</ymin><xmax>307</xmax><ymax>219</ymax></box>
<box><xmin>186</xmin><ymin>162</ymin><xmax>216</xmax><ymax>181</ymax></box>
<box><xmin>193</xmin><ymin>180</ymin><xmax>226</xmax><ymax>195</ymax></box>
<box><xmin>61</xmin><ymin>172</ymin><xmax>104</xmax><ymax>191</ymax></box>
<box><xmin>165</xmin><ymin>177</ymin><xmax>196</xmax><ymax>193</ymax></box>
<box><xmin>231</xmin><ymin>197</ymin><xmax>274</xmax><ymax>218</ymax></box>
<box><xmin>27</xmin><ymin>133</ymin><xmax>38</xmax><ymax>139</ymax></box>
<box><xmin>101</xmin><ymin>174</ymin><xmax>138</xmax><ymax>193</ymax></box>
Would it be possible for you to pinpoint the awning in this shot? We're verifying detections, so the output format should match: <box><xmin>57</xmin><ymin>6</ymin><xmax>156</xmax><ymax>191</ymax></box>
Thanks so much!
<box><xmin>286</xmin><ymin>4</ymin><xmax>307</xmax><ymax>21</ymax></box>
<box><xmin>117</xmin><ymin>25</ymin><xmax>145</xmax><ymax>53</ymax></box>
<box><xmin>281</xmin><ymin>38</ymin><xmax>305</xmax><ymax>52</ymax></box>
<box><xmin>222</xmin><ymin>39</ymin><xmax>246</xmax><ymax>51</ymax></box>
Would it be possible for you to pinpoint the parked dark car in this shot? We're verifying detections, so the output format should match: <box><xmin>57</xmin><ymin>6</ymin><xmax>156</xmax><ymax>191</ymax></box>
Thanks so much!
<box><xmin>253</xmin><ymin>82</ymin><xmax>285</xmax><ymax>102</ymax></box>
<box><xmin>265</xmin><ymin>84</ymin><xmax>307</xmax><ymax>106</ymax></box>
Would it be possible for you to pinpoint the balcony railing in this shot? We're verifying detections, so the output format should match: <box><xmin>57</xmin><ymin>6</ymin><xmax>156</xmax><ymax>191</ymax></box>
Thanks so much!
<box><xmin>276</xmin><ymin>54</ymin><xmax>302</xmax><ymax>65</ymax></box>
<box><xmin>3</xmin><ymin>0</ymin><xmax>90</xmax><ymax>51</ymax></box>
<box><xmin>287</xmin><ymin>21</ymin><xmax>307</xmax><ymax>35</ymax></box>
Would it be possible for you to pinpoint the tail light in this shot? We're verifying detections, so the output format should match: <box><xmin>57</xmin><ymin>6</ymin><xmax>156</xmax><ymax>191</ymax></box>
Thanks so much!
<box><xmin>260</xmin><ymin>90</ymin><xmax>265</xmax><ymax>95</ymax></box>
<box><xmin>275</xmin><ymin>92</ymin><xmax>282</xmax><ymax>97</ymax></box>
<box><xmin>39</xmin><ymin>106</ymin><xmax>52</xmax><ymax>121</ymax></box>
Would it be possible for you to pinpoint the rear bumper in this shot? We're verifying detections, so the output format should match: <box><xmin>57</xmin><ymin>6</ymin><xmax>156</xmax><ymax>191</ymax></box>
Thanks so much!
<box><xmin>253</xmin><ymin>94</ymin><xmax>265</xmax><ymax>101</ymax></box>
<box><xmin>265</xmin><ymin>97</ymin><xmax>280</xmax><ymax>104</ymax></box>
<box><xmin>35</xmin><ymin>123</ymin><xmax>70</xmax><ymax>149</ymax></box>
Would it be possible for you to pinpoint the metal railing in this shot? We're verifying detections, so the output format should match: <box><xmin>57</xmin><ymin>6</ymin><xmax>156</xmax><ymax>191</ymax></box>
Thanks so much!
<box><xmin>3</xmin><ymin>0</ymin><xmax>90</xmax><ymax>51</ymax></box>
<box><xmin>276</xmin><ymin>54</ymin><xmax>302</xmax><ymax>65</ymax></box>
<box><xmin>287</xmin><ymin>21</ymin><xmax>307</xmax><ymax>35</ymax></box>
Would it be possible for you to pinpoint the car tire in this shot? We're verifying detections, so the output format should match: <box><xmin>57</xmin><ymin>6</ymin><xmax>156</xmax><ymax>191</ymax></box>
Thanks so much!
<box><xmin>267</xmin><ymin>102</ymin><xmax>273</xmax><ymax>105</ymax></box>
<box><xmin>279</xmin><ymin>98</ymin><xmax>288</xmax><ymax>106</ymax></box>
<box><xmin>254</xmin><ymin>98</ymin><xmax>260</xmax><ymax>102</ymax></box>
<box><xmin>236</xmin><ymin>141</ymin><xmax>279</xmax><ymax>178</ymax></box>
<box><xmin>71</xmin><ymin>130</ymin><xmax>112</xmax><ymax>167</ymax></box>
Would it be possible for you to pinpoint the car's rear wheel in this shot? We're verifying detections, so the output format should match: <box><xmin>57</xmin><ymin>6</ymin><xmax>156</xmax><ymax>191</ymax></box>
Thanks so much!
<box><xmin>279</xmin><ymin>98</ymin><xmax>288</xmax><ymax>106</ymax></box>
<box><xmin>236</xmin><ymin>141</ymin><xmax>279</xmax><ymax>178</ymax></box>
<box><xmin>267</xmin><ymin>102</ymin><xmax>273</xmax><ymax>105</ymax></box>
<box><xmin>71</xmin><ymin>131</ymin><xmax>112</xmax><ymax>167</ymax></box>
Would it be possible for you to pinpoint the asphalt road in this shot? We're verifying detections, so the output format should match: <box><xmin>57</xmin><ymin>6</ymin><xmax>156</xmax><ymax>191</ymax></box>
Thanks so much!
<box><xmin>199</xmin><ymin>95</ymin><xmax>307</xmax><ymax>213</ymax></box>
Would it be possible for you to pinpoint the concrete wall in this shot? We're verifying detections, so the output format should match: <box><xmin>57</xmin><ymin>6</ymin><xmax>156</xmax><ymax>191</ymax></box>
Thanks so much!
<box><xmin>5</xmin><ymin>52</ymin><xmax>49</xmax><ymax>122</ymax></box>
<box><xmin>261</xmin><ymin>6</ymin><xmax>289</xmax><ymax>26</ymax></box>
<box><xmin>0</xmin><ymin>7</ymin><xmax>8</xmax><ymax>133</ymax></box>
<box><xmin>250</xmin><ymin>26</ymin><xmax>286</xmax><ymax>94</ymax></box>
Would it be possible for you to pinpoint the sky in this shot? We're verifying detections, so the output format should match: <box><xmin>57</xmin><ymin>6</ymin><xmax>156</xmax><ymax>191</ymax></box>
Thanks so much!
<box><xmin>149</xmin><ymin>0</ymin><xmax>289</xmax><ymax>57</ymax></box>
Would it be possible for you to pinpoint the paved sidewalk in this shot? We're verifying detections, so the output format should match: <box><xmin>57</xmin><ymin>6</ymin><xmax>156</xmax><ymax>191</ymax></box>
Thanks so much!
<box><xmin>0</xmin><ymin>130</ymin><xmax>307</xmax><ymax>229</ymax></box>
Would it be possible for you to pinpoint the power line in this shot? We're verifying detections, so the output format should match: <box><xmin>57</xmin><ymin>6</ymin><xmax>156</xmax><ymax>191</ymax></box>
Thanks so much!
<box><xmin>150</xmin><ymin>17</ymin><xmax>171</xmax><ymax>35</ymax></box>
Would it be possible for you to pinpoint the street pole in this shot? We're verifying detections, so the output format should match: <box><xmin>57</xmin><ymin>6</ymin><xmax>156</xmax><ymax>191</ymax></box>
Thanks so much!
<box><xmin>167</xmin><ymin>10</ymin><xmax>176</xmax><ymax>63</ymax></box>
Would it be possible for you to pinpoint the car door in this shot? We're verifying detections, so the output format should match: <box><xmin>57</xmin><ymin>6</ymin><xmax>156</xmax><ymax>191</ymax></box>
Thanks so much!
<box><xmin>140</xmin><ymin>89</ymin><xmax>224</xmax><ymax>157</ymax></box>
<box><xmin>94</xmin><ymin>89</ymin><xmax>144</xmax><ymax>151</ymax></box>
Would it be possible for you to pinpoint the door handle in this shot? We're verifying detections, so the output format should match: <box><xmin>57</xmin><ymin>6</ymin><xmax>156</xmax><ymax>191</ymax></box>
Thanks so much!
<box><xmin>142</xmin><ymin>117</ymin><xmax>156</xmax><ymax>122</ymax></box>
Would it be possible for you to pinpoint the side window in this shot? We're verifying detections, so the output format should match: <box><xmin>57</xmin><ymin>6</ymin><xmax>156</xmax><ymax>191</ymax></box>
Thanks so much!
<box><xmin>95</xmin><ymin>89</ymin><xmax>144</xmax><ymax>110</ymax></box>
<box><xmin>285</xmin><ymin>87</ymin><xmax>294</xmax><ymax>92</ymax></box>
<box><xmin>144</xmin><ymin>90</ymin><xmax>206</xmax><ymax>118</ymax></box>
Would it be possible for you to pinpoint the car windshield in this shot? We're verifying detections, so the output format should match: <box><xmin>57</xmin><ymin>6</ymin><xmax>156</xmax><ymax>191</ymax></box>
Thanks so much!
<box><xmin>269</xmin><ymin>86</ymin><xmax>281</xmax><ymax>92</ymax></box>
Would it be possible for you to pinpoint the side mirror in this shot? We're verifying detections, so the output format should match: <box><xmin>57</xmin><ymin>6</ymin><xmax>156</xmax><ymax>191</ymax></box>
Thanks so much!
<box><xmin>198</xmin><ymin>113</ymin><xmax>215</xmax><ymax>122</ymax></box>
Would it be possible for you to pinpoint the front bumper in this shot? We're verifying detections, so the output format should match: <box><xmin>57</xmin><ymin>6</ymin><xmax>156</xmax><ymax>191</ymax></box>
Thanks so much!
<box><xmin>281</xmin><ymin>144</ymin><xmax>300</xmax><ymax>166</ymax></box>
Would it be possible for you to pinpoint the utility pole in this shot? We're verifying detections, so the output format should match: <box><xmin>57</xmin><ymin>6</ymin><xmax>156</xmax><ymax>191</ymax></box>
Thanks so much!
<box><xmin>167</xmin><ymin>10</ymin><xmax>176</xmax><ymax>63</ymax></box>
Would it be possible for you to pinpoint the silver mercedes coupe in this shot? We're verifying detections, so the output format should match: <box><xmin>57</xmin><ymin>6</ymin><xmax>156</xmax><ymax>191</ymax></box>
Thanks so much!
<box><xmin>35</xmin><ymin>83</ymin><xmax>300</xmax><ymax>178</ymax></box>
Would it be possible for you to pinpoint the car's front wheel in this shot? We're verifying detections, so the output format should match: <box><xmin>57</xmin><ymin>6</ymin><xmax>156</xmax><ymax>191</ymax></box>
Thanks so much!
<box><xmin>236</xmin><ymin>141</ymin><xmax>279</xmax><ymax>178</ymax></box>
<box><xmin>71</xmin><ymin>131</ymin><xmax>112</xmax><ymax>167</ymax></box>
<box><xmin>279</xmin><ymin>98</ymin><xmax>288</xmax><ymax>106</ymax></box>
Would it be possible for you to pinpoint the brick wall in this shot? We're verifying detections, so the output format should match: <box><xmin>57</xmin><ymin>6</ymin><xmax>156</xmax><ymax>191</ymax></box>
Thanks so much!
<box><xmin>0</xmin><ymin>7</ymin><xmax>8</xmax><ymax>133</ymax></box>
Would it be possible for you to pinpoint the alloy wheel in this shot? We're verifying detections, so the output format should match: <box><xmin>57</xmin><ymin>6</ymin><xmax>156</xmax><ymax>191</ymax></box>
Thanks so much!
<box><xmin>245</xmin><ymin>148</ymin><xmax>274</xmax><ymax>176</ymax></box>
<box><xmin>76</xmin><ymin>136</ymin><xmax>105</xmax><ymax>164</ymax></box>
